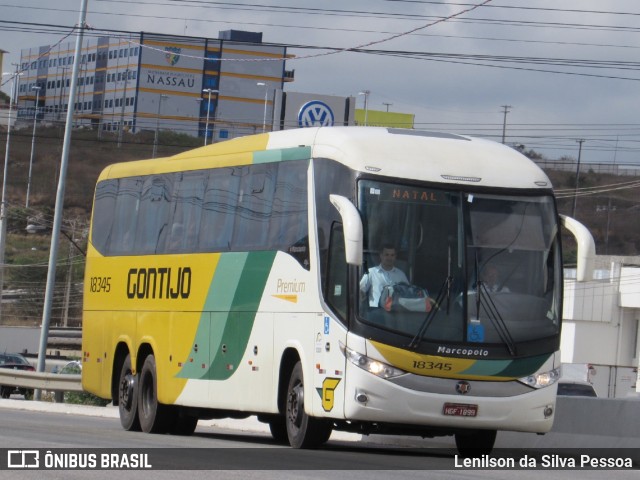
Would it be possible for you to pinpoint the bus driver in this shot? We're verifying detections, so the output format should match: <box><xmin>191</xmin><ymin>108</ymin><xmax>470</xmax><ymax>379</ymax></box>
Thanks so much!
<box><xmin>360</xmin><ymin>244</ymin><xmax>409</xmax><ymax>308</ymax></box>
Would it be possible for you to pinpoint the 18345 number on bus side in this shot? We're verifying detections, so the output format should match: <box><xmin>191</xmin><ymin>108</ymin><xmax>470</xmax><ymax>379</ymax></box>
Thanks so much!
<box><xmin>90</xmin><ymin>276</ymin><xmax>112</xmax><ymax>293</ymax></box>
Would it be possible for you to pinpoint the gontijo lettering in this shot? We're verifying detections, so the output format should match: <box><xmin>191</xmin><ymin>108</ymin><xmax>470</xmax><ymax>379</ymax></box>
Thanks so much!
<box><xmin>126</xmin><ymin>267</ymin><xmax>191</xmax><ymax>299</ymax></box>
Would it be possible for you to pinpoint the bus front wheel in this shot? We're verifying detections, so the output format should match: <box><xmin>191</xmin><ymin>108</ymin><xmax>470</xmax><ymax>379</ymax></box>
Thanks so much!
<box><xmin>454</xmin><ymin>429</ymin><xmax>497</xmax><ymax>457</ymax></box>
<box><xmin>285</xmin><ymin>362</ymin><xmax>332</xmax><ymax>448</ymax></box>
<box><xmin>118</xmin><ymin>354</ymin><xmax>141</xmax><ymax>431</ymax></box>
<box><xmin>137</xmin><ymin>354</ymin><xmax>170</xmax><ymax>433</ymax></box>
<box><xmin>267</xmin><ymin>417</ymin><xmax>289</xmax><ymax>444</ymax></box>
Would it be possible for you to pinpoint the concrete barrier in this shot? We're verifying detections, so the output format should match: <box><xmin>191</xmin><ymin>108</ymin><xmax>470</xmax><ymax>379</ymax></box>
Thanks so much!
<box><xmin>496</xmin><ymin>396</ymin><xmax>640</xmax><ymax>450</ymax></box>
<box><xmin>330</xmin><ymin>396</ymin><xmax>640</xmax><ymax>451</ymax></box>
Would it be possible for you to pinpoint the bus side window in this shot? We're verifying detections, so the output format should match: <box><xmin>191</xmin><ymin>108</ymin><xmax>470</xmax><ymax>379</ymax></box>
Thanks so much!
<box><xmin>170</xmin><ymin>172</ymin><xmax>205</xmax><ymax>253</ymax></box>
<box><xmin>232</xmin><ymin>164</ymin><xmax>275</xmax><ymax>249</ymax></box>
<box><xmin>199</xmin><ymin>167</ymin><xmax>240</xmax><ymax>251</ymax></box>
<box><xmin>135</xmin><ymin>175</ymin><xmax>172</xmax><ymax>254</ymax></box>
<box><xmin>91</xmin><ymin>179</ymin><xmax>117</xmax><ymax>254</ymax></box>
<box><xmin>325</xmin><ymin>224</ymin><xmax>348</xmax><ymax>323</ymax></box>
<box><xmin>108</xmin><ymin>177</ymin><xmax>142</xmax><ymax>254</ymax></box>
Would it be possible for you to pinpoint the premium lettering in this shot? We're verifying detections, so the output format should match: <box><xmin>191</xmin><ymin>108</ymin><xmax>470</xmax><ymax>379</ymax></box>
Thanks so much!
<box><xmin>126</xmin><ymin>267</ymin><xmax>191</xmax><ymax>299</ymax></box>
<box><xmin>277</xmin><ymin>279</ymin><xmax>306</xmax><ymax>294</ymax></box>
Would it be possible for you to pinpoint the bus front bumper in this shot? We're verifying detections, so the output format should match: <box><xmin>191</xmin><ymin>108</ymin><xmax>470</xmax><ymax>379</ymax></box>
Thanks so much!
<box><xmin>342</xmin><ymin>362</ymin><xmax>556</xmax><ymax>434</ymax></box>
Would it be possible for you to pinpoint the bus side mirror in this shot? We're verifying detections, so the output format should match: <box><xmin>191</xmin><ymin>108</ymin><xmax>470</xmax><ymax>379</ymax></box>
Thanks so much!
<box><xmin>329</xmin><ymin>195</ymin><xmax>363</xmax><ymax>266</ymax></box>
<box><xmin>560</xmin><ymin>215</ymin><xmax>595</xmax><ymax>282</ymax></box>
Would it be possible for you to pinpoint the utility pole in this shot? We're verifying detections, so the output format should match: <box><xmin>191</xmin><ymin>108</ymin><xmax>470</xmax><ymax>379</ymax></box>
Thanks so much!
<box><xmin>116</xmin><ymin>68</ymin><xmax>129</xmax><ymax>148</ymax></box>
<box><xmin>26</xmin><ymin>85</ymin><xmax>41</xmax><ymax>208</ymax></box>
<box><xmin>501</xmin><ymin>105</ymin><xmax>512</xmax><ymax>144</ymax></box>
<box><xmin>57</xmin><ymin>66</ymin><xmax>69</xmax><ymax>121</ymax></box>
<box><xmin>605</xmin><ymin>137</ymin><xmax>619</xmax><ymax>255</ymax></box>
<box><xmin>383</xmin><ymin>102</ymin><xmax>392</xmax><ymax>112</ymax></box>
<box><xmin>36</xmin><ymin>0</ymin><xmax>89</xmax><ymax>399</ymax></box>
<box><xmin>0</xmin><ymin>64</ymin><xmax>21</xmax><ymax>322</ymax></box>
<box><xmin>359</xmin><ymin>90</ymin><xmax>370</xmax><ymax>126</ymax></box>
<box><xmin>152</xmin><ymin>94</ymin><xmax>168</xmax><ymax>158</ymax></box>
<box><xmin>571</xmin><ymin>139</ymin><xmax>585</xmax><ymax>218</ymax></box>
<box><xmin>202</xmin><ymin>88</ymin><xmax>218</xmax><ymax>145</ymax></box>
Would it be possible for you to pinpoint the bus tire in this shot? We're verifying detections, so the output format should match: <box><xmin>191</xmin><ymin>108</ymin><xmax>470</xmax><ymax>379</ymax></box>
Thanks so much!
<box><xmin>169</xmin><ymin>408</ymin><xmax>199</xmax><ymax>436</ymax></box>
<box><xmin>285</xmin><ymin>361</ymin><xmax>332</xmax><ymax>448</ymax></box>
<box><xmin>267</xmin><ymin>417</ymin><xmax>289</xmax><ymax>444</ymax></box>
<box><xmin>454</xmin><ymin>429</ymin><xmax>497</xmax><ymax>457</ymax></box>
<box><xmin>118</xmin><ymin>354</ymin><xmax>141</xmax><ymax>431</ymax></box>
<box><xmin>137</xmin><ymin>354</ymin><xmax>170</xmax><ymax>434</ymax></box>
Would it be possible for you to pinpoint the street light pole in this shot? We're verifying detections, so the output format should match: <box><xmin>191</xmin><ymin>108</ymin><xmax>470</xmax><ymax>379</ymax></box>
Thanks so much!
<box><xmin>0</xmin><ymin>66</ymin><xmax>21</xmax><ymax>321</ymax></box>
<box><xmin>152</xmin><ymin>94</ymin><xmax>168</xmax><ymax>158</ymax></box>
<box><xmin>202</xmin><ymin>88</ymin><xmax>218</xmax><ymax>146</ymax></box>
<box><xmin>57</xmin><ymin>66</ymin><xmax>69</xmax><ymax>121</ymax></box>
<box><xmin>501</xmin><ymin>105</ymin><xmax>512</xmax><ymax>144</ymax></box>
<box><xmin>571</xmin><ymin>139</ymin><xmax>585</xmax><ymax>218</ymax></box>
<box><xmin>358</xmin><ymin>90</ymin><xmax>370</xmax><ymax>126</ymax></box>
<box><xmin>36</xmin><ymin>0</ymin><xmax>89</xmax><ymax>399</ymax></box>
<box><xmin>256</xmin><ymin>82</ymin><xmax>268</xmax><ymax>132</ymax></box>
<box><xmin>26</xmin><ymin>85</ymin><xmax>41</xmax><ymax>208</ymax></box>
<box><xmin>117</xmin><ymin>69</ymin><xmax>129</xmax><ymax>148</ymax></box>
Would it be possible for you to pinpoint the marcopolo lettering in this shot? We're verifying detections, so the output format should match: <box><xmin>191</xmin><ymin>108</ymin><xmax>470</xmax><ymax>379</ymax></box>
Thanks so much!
<box><xmin>127</xmin><ymin>267</ymin><xmax>191</xmax><ymax>300</ymax></box>
<box><xmin>437</xmin><ymin>346</ymin><xmax>489</xmax><ymax>357</ymax></box>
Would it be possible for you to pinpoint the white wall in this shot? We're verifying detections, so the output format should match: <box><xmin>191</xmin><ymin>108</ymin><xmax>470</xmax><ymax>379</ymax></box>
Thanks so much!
<box><xmin>561</xmin><ymin>256</ymin><xmax>640</xmax><ymax>396</ymax></box>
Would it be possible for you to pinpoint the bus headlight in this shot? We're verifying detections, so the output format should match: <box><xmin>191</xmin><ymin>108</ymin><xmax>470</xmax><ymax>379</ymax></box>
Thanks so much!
<box><xmin>518</xmin><ymin>367</ymin><xmax>561</xmax><ymax>389</ymax></box>
<box><xmin>340</xmin><ymin>343</ymin><xmax>406</xmax><ymax>379</ymax></box>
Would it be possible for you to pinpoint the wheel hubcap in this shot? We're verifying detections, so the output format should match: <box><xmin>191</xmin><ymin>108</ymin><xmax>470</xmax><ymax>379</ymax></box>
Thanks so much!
<box><xmin>287</xmin><ymin>383</ymin><xmax>304</xmax><ymax>428</ymax></box>
<box><xmin>120</xmin><ymin>373</ymin><xmax>135</xmax><ymax>410</ymax></box>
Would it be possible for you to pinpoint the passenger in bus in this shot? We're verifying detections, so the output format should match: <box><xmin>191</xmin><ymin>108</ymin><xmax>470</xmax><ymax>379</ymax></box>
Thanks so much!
<box><xmin>359</xmin><ymin>244</ymin><xmax>409</xmax><ymax>308</ymax></box>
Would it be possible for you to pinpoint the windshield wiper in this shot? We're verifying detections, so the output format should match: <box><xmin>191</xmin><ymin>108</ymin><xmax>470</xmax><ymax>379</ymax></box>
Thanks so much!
<box><xmin>408</xmin><ymin>275</ymin><xmax>451</xmax><ymax>349</ymax></box>
<box><xmin>475</xmin><ymin>279</ymin><xmax>518</xmax><ymax>356</ymax></box>
<box><xmin>408</xmin><ymin>247</ymin><xmax>453</xmax><ymax>349</ymax></box>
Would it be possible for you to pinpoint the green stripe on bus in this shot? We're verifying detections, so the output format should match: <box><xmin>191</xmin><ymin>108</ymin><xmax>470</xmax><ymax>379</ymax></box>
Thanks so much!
<box><xmin>177</xmin><ymin>251</ymin><xmax>277</xmax><ymax>381</ymax></box>
<box><xmin>205</xmin><ymin>251</ymin><xmax>276</xmax><ymax>380</ymax></box>
<box><xmin>459</xmin><ymin>359</ymin><xmax>512</xmax><ymax>377</ymax></box>
<box><xmin>253</xmin><ymin>146</ymin><xmax>312</xmax><ymax>164</ymax></box>
<box><xmin>461</xmin><ymin>353</ymin><xmax>549</xmax><ymax>379</ymax></box>
<box><xmin>492</xmin><ymin>353</ymin><xmax>549</xmax><ymax>379</ymax></box>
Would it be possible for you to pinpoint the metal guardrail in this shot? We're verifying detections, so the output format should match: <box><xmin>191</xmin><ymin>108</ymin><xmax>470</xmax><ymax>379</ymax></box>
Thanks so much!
<box><xmin>0</xmin><ymin>369</ymin><xmax>83</xmax><ymax>392</ymax></box>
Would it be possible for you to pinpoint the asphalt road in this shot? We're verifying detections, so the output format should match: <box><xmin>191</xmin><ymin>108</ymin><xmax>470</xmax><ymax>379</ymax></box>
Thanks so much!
<box><xmin>0</xmin><ymin>400</ymin><xmax>637</xmax><ymax>479</ymax></box>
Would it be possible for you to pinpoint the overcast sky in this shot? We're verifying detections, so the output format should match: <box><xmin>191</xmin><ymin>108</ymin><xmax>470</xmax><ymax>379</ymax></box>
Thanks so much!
<box><xmin>2</xmin><ymin>0</ymin><xmax>640</xmax><ymax>165</ymax></box>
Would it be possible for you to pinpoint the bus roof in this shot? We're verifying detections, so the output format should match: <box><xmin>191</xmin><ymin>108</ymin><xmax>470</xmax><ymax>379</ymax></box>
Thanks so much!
<box><xmin>99</xmin><ymin>127</ymin><xmax>552</xmax><ymax>190</ymax></box>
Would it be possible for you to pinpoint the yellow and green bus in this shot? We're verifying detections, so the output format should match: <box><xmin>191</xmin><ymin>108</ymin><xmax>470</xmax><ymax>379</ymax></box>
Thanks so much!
<box><xmin>82</xmin><ymin>127</ymin><xmax>594</xmax><ymax>454</ymax></box>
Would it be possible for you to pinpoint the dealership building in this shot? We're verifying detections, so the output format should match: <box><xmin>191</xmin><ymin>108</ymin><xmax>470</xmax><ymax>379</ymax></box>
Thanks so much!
<box><xmin>17</xmin><ymin>30</ymin><xmax>423</xmax><ymax>142</ymax></box>
<box><xmin>16</xmin><ymin>30</ymin><xmax>350</xmax><ymax>142</ymax></box>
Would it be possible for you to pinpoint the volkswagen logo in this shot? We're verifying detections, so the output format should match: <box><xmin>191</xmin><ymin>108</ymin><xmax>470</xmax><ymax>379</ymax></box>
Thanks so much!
<box><xmin>298</xmin><ymin>101</ymin><xmax>335</xmax><ymax>128</ymax></box>
<box><xmin>455</xmin><ymin>381</ymin><xmax>471</xmax><ymax>395</ymax></box>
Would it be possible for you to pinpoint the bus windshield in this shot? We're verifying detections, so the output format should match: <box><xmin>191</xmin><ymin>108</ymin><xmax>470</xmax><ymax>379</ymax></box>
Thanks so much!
<box><xmin>357</xmin><ymin>180</ymin><xmax>561</xmax><ymax>357</ymax></box>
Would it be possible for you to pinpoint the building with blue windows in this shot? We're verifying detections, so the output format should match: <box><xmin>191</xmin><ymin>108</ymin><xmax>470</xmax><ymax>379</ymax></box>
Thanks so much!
<box><xmin>17</xmin><ymin>30</ymin><xmax>292</xmax><ymax>142</ymax></box>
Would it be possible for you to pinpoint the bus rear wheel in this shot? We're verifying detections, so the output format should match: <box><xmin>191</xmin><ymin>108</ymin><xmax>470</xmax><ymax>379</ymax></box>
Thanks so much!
<box><xmin>137</xmin><ymin>354</ymin><xmax>170</xmax><ymax>433</ymax></box>
<box><xmin>285</xmin><ymin>362</ymin><xmax>332</xmax><ymax>448</ymax></box>
<box><xmin>118</xmin><ymin>354</ymin><xmax>141</xmax><ymax>431</ymax></box>
<box><xmin>168</xmin><ymin>407</ymin><xmax>199</xmax><ymax>436</ymax></box>
<box><xmin>454</xmin><ymin>429</ymin><xmax>497</xmax><ymax>457</ymax></box>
